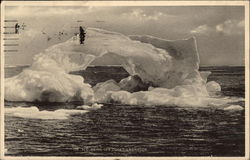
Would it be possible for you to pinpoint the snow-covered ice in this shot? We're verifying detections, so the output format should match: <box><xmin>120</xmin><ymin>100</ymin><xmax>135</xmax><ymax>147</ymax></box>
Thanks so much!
<box><xmin>4</xmin><ymin>28</ymin><xmax>243</xmax><ymax>109</ymax></box>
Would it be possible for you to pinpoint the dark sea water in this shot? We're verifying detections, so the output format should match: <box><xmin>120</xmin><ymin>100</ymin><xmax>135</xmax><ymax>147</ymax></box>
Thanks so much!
<box><xmin>4</xmin><ymin>66</ymin><xmax>245</xmax><ymax>156</ymax></box>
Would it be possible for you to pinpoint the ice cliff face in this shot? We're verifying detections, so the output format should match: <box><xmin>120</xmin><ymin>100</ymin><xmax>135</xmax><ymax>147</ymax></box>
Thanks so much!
<box><xmin>5</xmin><ymin>28</ymin><xmax>222</xmax><ymax>106</ymax></box>
<box><xmin>129</xmin><ymin>35</ymin><xmax>200</xmax><ymax>87</ymax></box>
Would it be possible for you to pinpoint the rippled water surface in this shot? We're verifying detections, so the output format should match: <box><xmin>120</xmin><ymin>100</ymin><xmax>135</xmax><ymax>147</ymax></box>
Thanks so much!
<box><xmin>5</xmin><ymin>66</ymin><xmax>245</xmax><ymax>156</ymax></box>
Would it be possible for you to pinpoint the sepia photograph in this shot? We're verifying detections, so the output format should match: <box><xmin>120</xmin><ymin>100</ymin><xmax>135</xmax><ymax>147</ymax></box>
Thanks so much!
<box><xmin>1</xmin><ymin>1</ymin><xmax>249</xmax><ymax>159</ymax></box>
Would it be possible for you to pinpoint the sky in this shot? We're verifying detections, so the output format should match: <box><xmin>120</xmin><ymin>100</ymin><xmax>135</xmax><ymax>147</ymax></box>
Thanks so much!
<box><xmin>4</xmin><ymin>5</ymin><xmax>245</xmax><ymax>66</ymax></box>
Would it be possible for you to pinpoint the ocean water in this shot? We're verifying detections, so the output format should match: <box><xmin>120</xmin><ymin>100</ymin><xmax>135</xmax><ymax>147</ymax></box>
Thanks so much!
<box><xmin>4</xmin><ymin>66</ymin><xmax>245</xmax><ymax>156</ymax></box>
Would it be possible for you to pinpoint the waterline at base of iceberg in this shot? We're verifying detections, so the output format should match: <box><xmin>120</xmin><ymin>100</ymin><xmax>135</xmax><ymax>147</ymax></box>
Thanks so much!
<box><xmin>4</xmin><ymin>28</ymin><xmax>244</xmax><ymax>110</ymax></box>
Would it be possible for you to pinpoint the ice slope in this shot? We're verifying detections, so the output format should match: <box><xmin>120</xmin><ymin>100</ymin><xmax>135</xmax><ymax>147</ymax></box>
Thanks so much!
<box><xmin>5</xmin><ymin>28</ymin><xmax>227</xmax><ymax>106</ymax></box>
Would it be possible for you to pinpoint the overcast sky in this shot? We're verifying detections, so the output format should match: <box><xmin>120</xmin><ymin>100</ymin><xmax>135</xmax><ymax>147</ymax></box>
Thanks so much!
<box><xmin>4</xmin><ymin>5</ymin><xmax>245</xmax><ymax>66</ymax></box>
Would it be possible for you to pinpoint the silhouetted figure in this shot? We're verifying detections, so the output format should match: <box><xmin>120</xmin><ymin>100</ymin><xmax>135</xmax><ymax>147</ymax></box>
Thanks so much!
<box><xmin>15</xmin><ymin>23</ymin><xmax>20</xmax><ymax>34</ymax></box>
<box><xmin>79</xmin><ymin>26</ymin><xmax>86</xmax><ymax>44</ymax></box>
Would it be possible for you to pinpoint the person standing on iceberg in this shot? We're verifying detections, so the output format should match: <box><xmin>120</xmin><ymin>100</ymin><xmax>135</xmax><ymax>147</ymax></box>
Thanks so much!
<box><xmin>79</xmin><ymin>26</ymin><xmax>86</xmax><ymax>44</ymax></box>
<box><xmin>15</xmin><ymin>23</ymin><xmax>20</xmax><ymax>34</ymax></box>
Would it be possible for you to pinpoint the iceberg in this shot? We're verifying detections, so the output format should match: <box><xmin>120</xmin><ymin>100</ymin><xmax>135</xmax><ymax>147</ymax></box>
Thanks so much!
<box><xmin>224</xmin><ymin>105</ymin><xmax>244</xmax><ymax>111</ymax></box>
<box><xmin>5</xmin><ymin>28</ymin><xmax>239</xmax><ymax>108</ymax></box>
<box><xmin>5</xmin><ymin>106</ymin><xmax>89</xmax><ymax>120</ymax></box>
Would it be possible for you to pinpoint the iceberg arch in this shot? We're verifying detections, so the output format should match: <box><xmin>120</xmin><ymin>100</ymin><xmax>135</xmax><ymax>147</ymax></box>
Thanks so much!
<box><xmin>5</xmin><ymin>28</ymin><xmax>221</xmax><ymax>105</ymax></box>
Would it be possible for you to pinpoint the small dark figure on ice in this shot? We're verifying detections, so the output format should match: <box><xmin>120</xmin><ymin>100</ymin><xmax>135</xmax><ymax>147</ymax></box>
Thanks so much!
<box><xmin>79</xmin><ymin>26</ymin><xmax>86</xmax><ymax>44</ymax></box>
<box><xmin>15</xmin><ymin>23</ymin><xmax>20</xmax><ymax>34</ymax></box>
